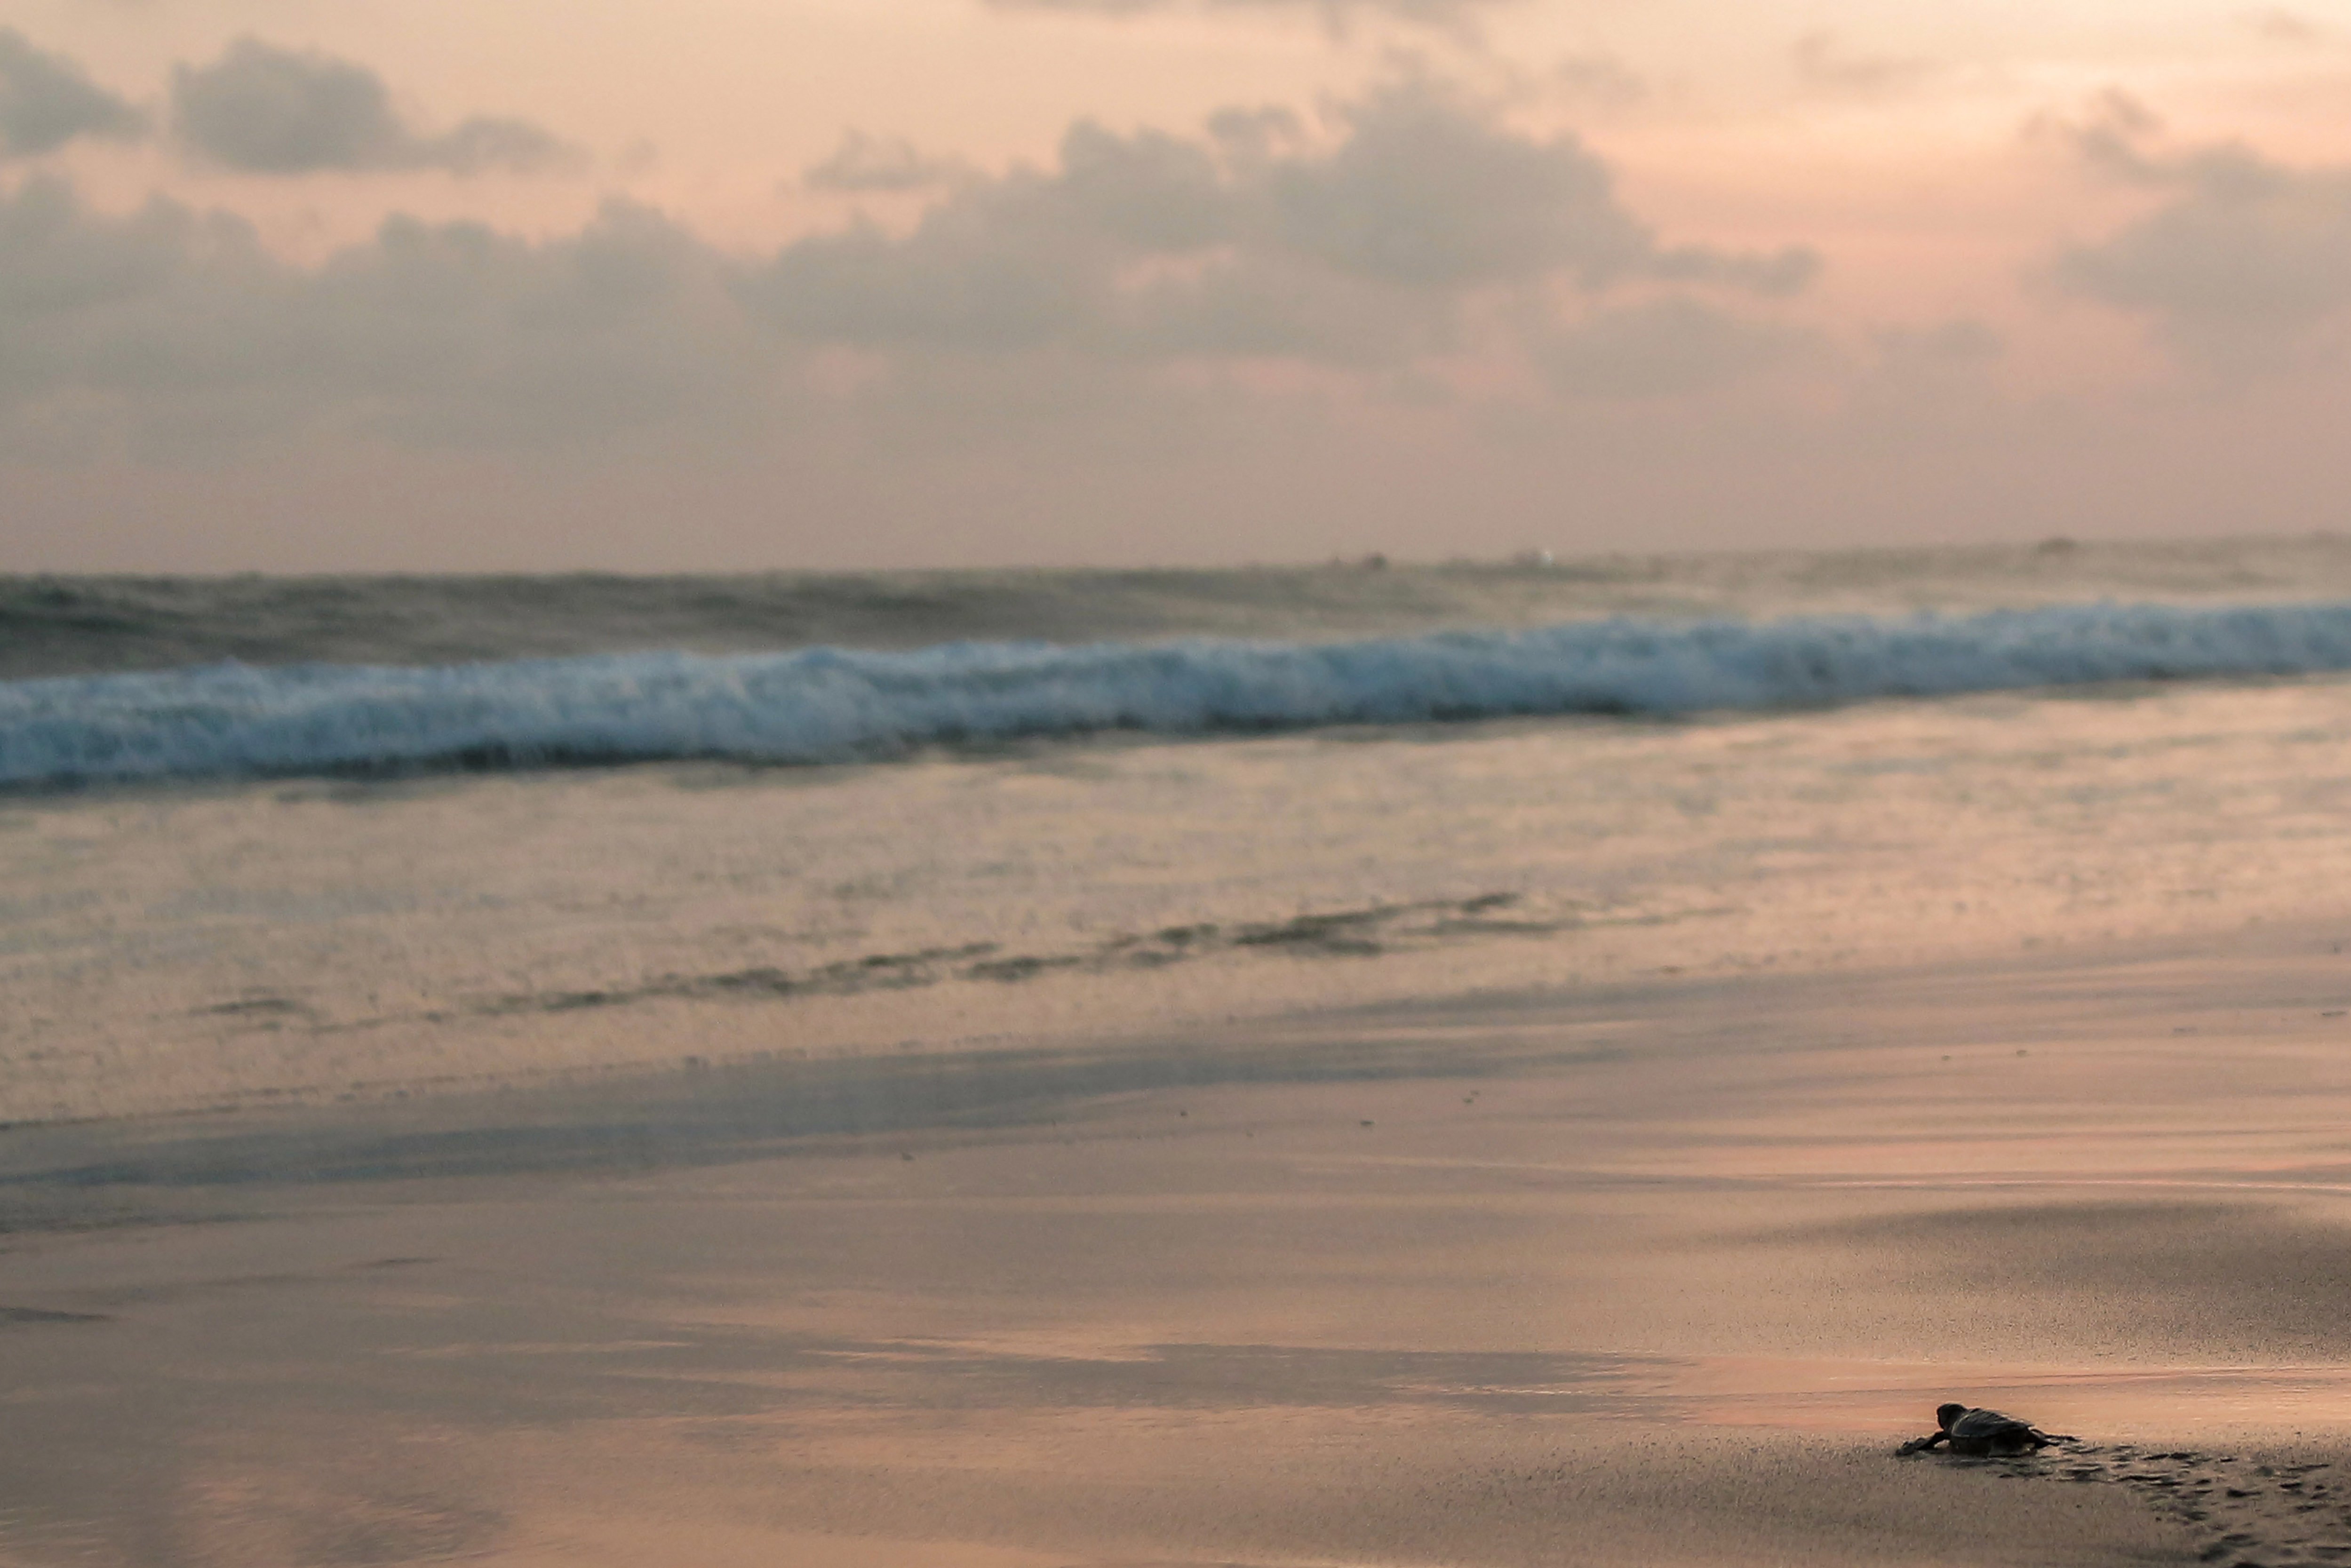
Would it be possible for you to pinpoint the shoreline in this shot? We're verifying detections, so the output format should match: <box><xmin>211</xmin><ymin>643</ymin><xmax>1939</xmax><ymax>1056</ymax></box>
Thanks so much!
<box><xmin>9</xmin><ymin>907</ymin><xmax>2347</xmax><ymax>1138</ymax></box>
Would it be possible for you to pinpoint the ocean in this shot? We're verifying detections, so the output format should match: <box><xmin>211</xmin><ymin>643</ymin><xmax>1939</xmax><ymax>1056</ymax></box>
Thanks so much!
<box><xmin>10</xmin><ymin>537</ymin><xmax>2351</xmax><ymax>1124</ymax></box>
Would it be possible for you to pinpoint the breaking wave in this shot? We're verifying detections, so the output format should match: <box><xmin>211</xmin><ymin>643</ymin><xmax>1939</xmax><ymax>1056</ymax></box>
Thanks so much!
<box><xmin>8</xmin><ymin>599</ymin><xmax>2351</xmax><ymax>789</ymax></box>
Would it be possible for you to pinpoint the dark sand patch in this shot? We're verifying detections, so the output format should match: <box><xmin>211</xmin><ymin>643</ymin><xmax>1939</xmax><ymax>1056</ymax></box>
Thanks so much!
<box><xmin>0</xmin><ymin>1303</ymin><xmax>108</xmax><ymax>1324</ymax></box>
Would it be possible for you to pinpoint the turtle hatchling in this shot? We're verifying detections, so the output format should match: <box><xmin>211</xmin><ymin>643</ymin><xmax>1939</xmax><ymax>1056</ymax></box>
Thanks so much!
<box><xmin>1898</xmin><ymin>1403</ymin><xmax>2077</xmax><ymax>1457</ymax></box>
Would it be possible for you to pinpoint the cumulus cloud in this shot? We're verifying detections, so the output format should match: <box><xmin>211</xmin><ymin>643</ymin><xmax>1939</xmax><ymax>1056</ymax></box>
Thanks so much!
<box><xmin>803</xmin><ymin>130</ymin><xmax>970</xmax><ymax>192</ymax></box>
<box><xmin>0</xmin><ymin>28</ymin><xmax>147</xmax><ymax>158</ymax></box>
<box><xmin>1790</xmin><ymin>31</ymin><xmax>1940</xmax><ymax>97</ymax></box>
<box><xmin>1654</xmin><ymin>243</ymin><xmax>1819</xmax><ymax>297</ymax></box>
<box><xmin>2</xmin><ymin>80</ymin><xmax>1821</xmax><ymax>455</ymax></box>
<box><xmin>748</xmin><ymin>80</ymin><xmax>1814</xmax><ymax>362</ymax></box>
<box><xmin>1540</xmin><ymin>296</ymin><xmax>1815</xmax><ymax>398</ymax></box>
<box><xmin>2242</xmin><ymin>8</ymin><xmax>2326</xmax><ymax>42</ymax></box>
<box><xmin>1263</xmin><ymin>81</ymin><xmax>1652</xmax><ymax>287</ymax></box>
<box><xmin>2043</xmin><ymin>89</ymin><xmax>2170</xmax><ymax>184</ymax></box>
<box><xmin>0</xmin><ymin>177</ymin><xmax>757</xmax><ymax>450</ymax></box>
<box><xmin>169</xmin><ymin>38</ymin><xmax>577</xmax><ymax>175</ymax></box>
<box><xmin>1551</xmin><ymin>53</ymin><xmax>1648</xmax><ymax>111</ymax></box>
<box><xmin>2054</xmin><ymin>111</ymin><xmax>2351</xmax><ymax>363</ymax></box>
<box><xmin>982</xmin><ymin>0</ymin><xmax>1504</xmax><ymax>32</ymax></box>
<box><xmin>1872</xmin><ymin>317</ymin><xmax>2003</xmax><ymax>366</ymax></box>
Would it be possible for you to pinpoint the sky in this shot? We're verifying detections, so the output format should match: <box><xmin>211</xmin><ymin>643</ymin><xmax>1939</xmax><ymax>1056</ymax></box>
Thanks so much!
<box><xmin>6</xmin><ymin>0</ymin><xmax>2351</xmax><ymax>570</ymax></box>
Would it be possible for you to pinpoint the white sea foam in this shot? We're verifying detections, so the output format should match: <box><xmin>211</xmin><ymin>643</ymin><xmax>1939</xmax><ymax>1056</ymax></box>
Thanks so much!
<box><xmin>7</xmin><ymin>600</ymin><xmax>2351</xmax><ymax>789</ymax></box>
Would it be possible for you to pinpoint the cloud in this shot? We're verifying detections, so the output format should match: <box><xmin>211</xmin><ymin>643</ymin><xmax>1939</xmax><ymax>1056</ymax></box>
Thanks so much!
<box><xmin>0</xmin><ymin>177</ymin><xmax>758</xmax><ymax>451</ymax></box>
<box><xmin>1872</xmin><ymin>317</ymin><xmax>2003</xmax><ymax>366</ymax></box>
<box><xmin>0</xmin><ymin>28</ymin><xmax>147</xmax><ymax>158</ymax></box>
<box><xmin>1790</xmin><ymin>31</ymin><xmax>1939</xmax><ymax>97</ymax></box>
<box><xmin>804</xmin><ymin>130</ymin><xmax>970</xmax><ymax>192</ymax></box>
<box><xmin>425</xmin><ymin>116</ymin><xmax>580</xmax><ymax>176</ymax></box>
<box><xmin>2242</xmin><ymin>8</ymin><xmax>2326</xmax><ymax>42</ymax></box>
<box><xmin>749</xmin><ymin>79</ymin><xmax>1814</xmax><ymax>362</ymax></box>
<box><xmin>169</xmin><ymin>37</ymin><xmax>577</xmax><ymax>175</ymax></box>
<box><xmin>1539</xmin><ymin>296</ymin><xmax>1815</xmax><ymax>398</ymax></box>
<box><xmin>2040</xmin><ymin>89</ymin><xmax>2171</xmax><ymax>184</ymax></box>
<box><xmin>2054</xmin><ymin>115</ymin><xmax>2351</xmax><ymax>363</ymax></box>
<box><xmin>981</xmin><ymin>0</ymin><xmax>1504</xmax><ymax>32</ymax></box>
<box><xmin>1551</xmin><ymin>53</ymin><xmax>1648</xmax><ymax>111</ymax></box>
<box><xmin>1654</xmin><ymin>243</ymin><xmax>1820</xmax><ymax>297</ymax></box>
<box><xmin>1263</xmin><ymin>80</ymin><xmax>1653</xmax><ymax>287</ymax></box>
<box><xmin>2</xmin><ymin>80</ymin><xmax>1821</xmax><ymax>457</ymax></box>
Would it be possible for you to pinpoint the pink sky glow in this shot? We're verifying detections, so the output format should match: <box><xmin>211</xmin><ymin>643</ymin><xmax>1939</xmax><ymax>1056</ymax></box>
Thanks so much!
<box><xmin>6</xmin><ymin>0</ymin><xmax>2351</xmax><ymax>569</ymax></box>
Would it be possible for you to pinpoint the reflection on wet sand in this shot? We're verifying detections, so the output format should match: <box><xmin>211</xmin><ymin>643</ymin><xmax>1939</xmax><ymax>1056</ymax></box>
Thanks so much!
<box><xmin>6</xmin><ymin>927</ymin><xmax>2351</xmax><ymax>1566</ymax></box>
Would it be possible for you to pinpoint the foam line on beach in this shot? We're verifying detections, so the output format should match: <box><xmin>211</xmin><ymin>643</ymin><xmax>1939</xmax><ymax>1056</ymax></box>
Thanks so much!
<box><xmin>8</xmin><ymin>598</ymin><xmax>2351</xmax><ymax>788</ymax></box>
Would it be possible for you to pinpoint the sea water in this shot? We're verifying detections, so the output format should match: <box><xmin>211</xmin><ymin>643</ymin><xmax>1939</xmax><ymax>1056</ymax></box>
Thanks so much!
<box><xmin>8</xmin><ymin>540</ymin><xmax>2351</xmax><ymax>1121</ymax></box>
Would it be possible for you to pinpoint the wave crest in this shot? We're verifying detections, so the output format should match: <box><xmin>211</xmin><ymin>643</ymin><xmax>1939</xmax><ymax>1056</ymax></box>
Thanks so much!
<box><xmin>7</xmin><ymin>600</ymin><xmax>2350</xmax><ymax>789</ymax></box>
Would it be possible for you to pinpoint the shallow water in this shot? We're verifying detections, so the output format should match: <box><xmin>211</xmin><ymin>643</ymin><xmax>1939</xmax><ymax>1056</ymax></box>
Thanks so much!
<box><xmin>11</xmin><ymin>541</ymin><xmax>2351</xmax><ymax>1119</ymax></box>
<box><xmin>8</xmin><ymin>668</ymin><xmax>2351</xmax><ymax>1120</ymax></box>
<box><xmin>13</xmin><ymin>544</ymin><xmax>2351</xmax><ymax>1568</ymax></box>
<box><xmin>16</xmin><ymin>537</ymin><xmax>2351</xmax><ymax>681</ymax></box>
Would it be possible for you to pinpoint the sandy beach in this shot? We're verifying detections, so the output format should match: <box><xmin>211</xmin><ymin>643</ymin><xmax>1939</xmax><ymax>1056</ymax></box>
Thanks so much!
<box><xmin>7</xmin><ymin>918</ymin><xmax>2351</xmax><ymax>1567</ymax></box>
<box><xmin>16</xmin><ymin>0</ymin><xmax>2351</xmax><ymax>1539</ymax></box>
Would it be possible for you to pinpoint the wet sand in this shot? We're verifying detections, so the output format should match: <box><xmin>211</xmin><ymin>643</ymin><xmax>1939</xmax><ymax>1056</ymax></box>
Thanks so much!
<box><xmin>6</xmin><ymin>924</ymin><xmax>2351</xmax><ymax>1566</ymax></box>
